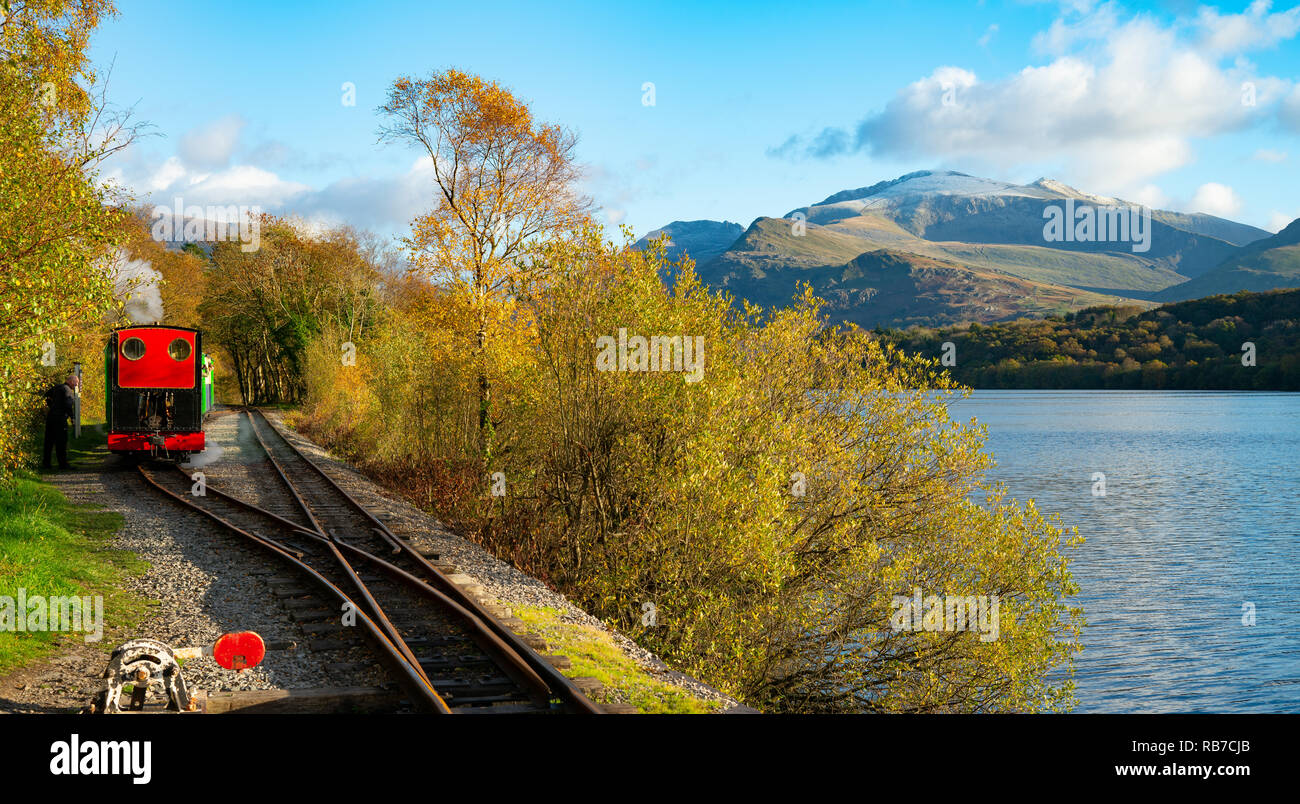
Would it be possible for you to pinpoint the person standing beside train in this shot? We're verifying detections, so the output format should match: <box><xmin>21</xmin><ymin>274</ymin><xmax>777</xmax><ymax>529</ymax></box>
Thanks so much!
<box><xmin>42</xmin><ymin>374</ymin><xmax>80</xmax><ymax>471</ymax></box>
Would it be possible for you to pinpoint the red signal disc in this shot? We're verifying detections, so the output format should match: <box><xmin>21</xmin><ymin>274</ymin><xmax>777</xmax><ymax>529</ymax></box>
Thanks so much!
<box><xmin>212</xmin><ymin>631</ymin><xmax>265</xmax><ymax>672</ymax></box>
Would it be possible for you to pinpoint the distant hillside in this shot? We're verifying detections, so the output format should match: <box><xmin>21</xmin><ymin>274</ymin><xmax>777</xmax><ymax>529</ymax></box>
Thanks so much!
<box><xmin>779</xmin><ymin>246</ymin><xmax>1130</xmax><ymax>328</ymax></box>
<box><xmin>633</xmin><ymin>220</ymin><xmax>743</xmax><ymax>267</ymax></box>
<box><xmin>1155</xmin><ymin>218</ymin><xmax>1300</xmax><ymax>301</ymax></box>
<box><xmin>696</xmin><ymin>217</ymin><xmax>872</xmax><ymax>300</ymax></box>
<box><xmin>693</xmin><ymin>217</ymin><xmax>1148</xmax><ymax>327</ymax></box>
<box><xmin>643</xmin><ymin>170</ymin><xmax>1275</xmax><ymax>329</ymax></box>
<box><xmin>874</xmin><ymin>288</ymin><xmax>1300</xmax><ymax>390</ymax></box>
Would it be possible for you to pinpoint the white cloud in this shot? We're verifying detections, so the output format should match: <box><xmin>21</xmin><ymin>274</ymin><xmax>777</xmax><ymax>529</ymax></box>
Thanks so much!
<box><xmin>288</xmin><ymin>157</ymin><xmax>439</xmax><ymax>232</ymax></box>
<box><xmin>109</xmin><ymin>110</ymin><xmax>414</xmax><ymax>234</ymax></box>
<box><xmin>178</xmin><ymin>115</ymin><xmax>247</xmax><ymax>171</ymax></box>
<box><xmin>144</xmin><ymin>156</ymin><xmax>187</xmax><ymax>192</ymax></box>
<box><xmin>1032</xmin><ymin>1</ymin><xmax>1121</xmax><ymax>55</ymax></box>
<box><xmin>133</xmin><ymin>154</ymin><xmax>309</xmax><ymax>209</ymax></box>
<box><xmin>1189</xmin><ymin>182</ymin><xmax>1243</xmax><ymax>217</ymax></box>
<box><xmin>1196</xmin><ymin>0</ymin><xmax>1300</xmax><ymax>55</ymax></box>
<box><xmin>185</xmin><ymin>165</ymin><xmax>310</xmax><ymax>207</ymax></box>
<box><xmin>1267</xmin><ymin>210</ymin><xmax>1300</xmax><ymax>232</ymax></box>
<box><xmin>103</xmin><ymin>130</ymin><xmax>436</xmax><ymax>236</ymax></box>
<box><xmin>1130</xmin><ymin>183</ymin><xmax>1169</xmax><ymax>208</ymax></box>
<box><xmin>1252</xmin><ymin>148</ymin><xmax>1287</xmax><ymax>162</ymax></box>
<box><xmin>775</xmin><ymin>2</ymin><xmax>1300</xmax><ymax>194</ymax></box>
<box><xmin>978</xmin><ymin>24</ymin><xmax>999</xmax><ymax>47</ymax></box>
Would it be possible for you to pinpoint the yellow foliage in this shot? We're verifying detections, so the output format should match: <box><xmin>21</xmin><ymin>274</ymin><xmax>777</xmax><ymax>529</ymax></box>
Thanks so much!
<box><xmin>300</xmin><ymin>225</ymin><xmax>1083</xmax><ymax>712</ymax></box>
<box><xmin>0</xmin><ymin>0</ymin><xmax>123</xmax><ymax>476</ymax></box>
<box><xmin>378</xmin><ymin>68</ymin><xmax>591</xmax><ymax>454</ymax></box>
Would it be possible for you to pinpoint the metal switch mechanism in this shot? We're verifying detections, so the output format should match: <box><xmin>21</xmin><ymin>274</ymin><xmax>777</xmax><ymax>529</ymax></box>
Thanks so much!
<box><xmin>88</xmin><ymin>638</ymin><xmax>195</xmax><ymax>714</ymax></box>
<box><xmin>87</xmin><ymin>632</ymin><xmax>265</xmax><ymax>713</ymax></box>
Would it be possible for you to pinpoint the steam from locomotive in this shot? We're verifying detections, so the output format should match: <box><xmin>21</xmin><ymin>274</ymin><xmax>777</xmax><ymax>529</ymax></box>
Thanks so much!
<box><xmin>108</xmin><ymin>249</ymin><xmax>165</xmax><ymax>324</ymax></box>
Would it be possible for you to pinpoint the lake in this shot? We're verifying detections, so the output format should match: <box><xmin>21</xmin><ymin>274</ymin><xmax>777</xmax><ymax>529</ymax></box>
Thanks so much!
<box><xmin>948</xmin><ymin>390</ymin><xmax>1300</xmax><ymax>713</ymax></box>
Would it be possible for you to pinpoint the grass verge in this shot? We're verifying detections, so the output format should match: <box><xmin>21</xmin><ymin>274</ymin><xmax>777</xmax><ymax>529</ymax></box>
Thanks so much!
<box><xmin>513</xmin><ymin>604</ymin><xmax>720</xmax><ymax>714</ymax></box>
<box><xmin>0</xmin><ymin>423</ymin><xmax>149</xmax><ymax>675</ymax></box>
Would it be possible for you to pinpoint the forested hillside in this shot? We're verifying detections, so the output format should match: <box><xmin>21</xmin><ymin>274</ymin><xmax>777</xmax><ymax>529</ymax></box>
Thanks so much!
<box><xmin>875</xmin><ymin>289</ymin><xmax>1300</xmax><ymax>390</ymax></box>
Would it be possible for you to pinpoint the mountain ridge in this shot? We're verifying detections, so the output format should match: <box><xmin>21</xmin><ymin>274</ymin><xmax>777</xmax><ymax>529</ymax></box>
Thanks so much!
<box><xmin>1154</xmin><ymin>217</ymin><xmax>1300</xmax><ymax>301</ymax></box>
<box><xmin>636</xmin><ymin>170</ymin><xmax>1287</xmax><ymax>328</ymax></box>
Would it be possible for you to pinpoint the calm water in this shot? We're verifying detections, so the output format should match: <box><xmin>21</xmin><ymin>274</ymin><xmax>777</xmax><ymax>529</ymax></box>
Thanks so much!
<box><xmin>948</xmin><ymin>390</ymin><xmax>1300</xmax><ymax>713</ymax></box>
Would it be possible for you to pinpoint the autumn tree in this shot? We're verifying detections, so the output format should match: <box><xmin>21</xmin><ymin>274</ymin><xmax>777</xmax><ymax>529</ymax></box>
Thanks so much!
<box><xmin>377</xmin><ymin>69</ymin><xmax>590</xmax><ymax>459</ymax></box>
<box><xmin>504</xmin><ymin>229</ymin><xmax>1084</xmax><ymax>711</ymax></box>
<box><xmin>0</xmin><ymin>0</ymin><xmax>114</xmax><ymax>124</ymax></box>
<box><xmin>0</xmin><ymin>0</ymin><xmax>131</xmax><ymax>475</ymax></box>
<box><xmin>201</xmin><ymin>216</ymin><xmax>384</xmax><ymax>405</ymax></box>
<box><xmin>296</xmin><ymin>225</ymin><xmax>1085</xmax><ymax>711</ymax></box>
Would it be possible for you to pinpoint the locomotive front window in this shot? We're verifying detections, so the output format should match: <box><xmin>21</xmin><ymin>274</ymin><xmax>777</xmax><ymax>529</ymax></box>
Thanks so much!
<box><xmin>168</xmin><ymin>338</ymin><xmax>192</xmax><ymax>361</ymax></box>
<box><xmin>121</xmin><ymin>337</ymin><xmax>146</xmax><ymax>361</ymax></box>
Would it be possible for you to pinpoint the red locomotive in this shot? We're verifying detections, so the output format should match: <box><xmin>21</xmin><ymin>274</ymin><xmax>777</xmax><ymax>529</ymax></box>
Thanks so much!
<box><xmin>105</xmin><ymin>325</ymin><xmax>213</xmax><ymax>460</ymax></box>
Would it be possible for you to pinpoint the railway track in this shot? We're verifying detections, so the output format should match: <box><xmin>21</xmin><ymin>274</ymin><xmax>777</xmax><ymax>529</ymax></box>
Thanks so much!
<box><xmin>136</xmin><ymin>408</ymin><xmax>602</xmax><ymax>714</ymax></box>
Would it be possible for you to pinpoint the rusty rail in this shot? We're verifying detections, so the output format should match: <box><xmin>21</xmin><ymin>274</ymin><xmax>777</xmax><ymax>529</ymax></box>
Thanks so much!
<box><xmin>136</xmin><ymin>464</ymin><xmax>452</xmax><ymax>713</ymax></box>
<box><xmin>227</xmin><ymin>407</ymin><xmax>603</xmax><ymax>713</ymax></box>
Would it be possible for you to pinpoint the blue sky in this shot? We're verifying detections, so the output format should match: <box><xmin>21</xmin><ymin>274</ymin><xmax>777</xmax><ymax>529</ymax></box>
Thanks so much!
<box><xmin>92</xmin><ymin>0</ymin><xmax>1300</xmax><ymax>239</ymax></box>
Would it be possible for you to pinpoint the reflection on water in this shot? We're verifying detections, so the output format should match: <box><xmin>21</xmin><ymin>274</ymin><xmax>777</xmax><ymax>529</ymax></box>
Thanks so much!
<box><xmin>948</xmin><ymin>391</ymin><xmax>1300</xmax><ymax>713</ymax></box>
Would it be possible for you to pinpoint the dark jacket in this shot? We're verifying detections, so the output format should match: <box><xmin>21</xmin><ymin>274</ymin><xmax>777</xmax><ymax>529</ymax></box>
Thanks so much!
<box><xmin>45</xmin><ymin>383</ymin><xmax>75</xmax><ymax>425</ymax></box>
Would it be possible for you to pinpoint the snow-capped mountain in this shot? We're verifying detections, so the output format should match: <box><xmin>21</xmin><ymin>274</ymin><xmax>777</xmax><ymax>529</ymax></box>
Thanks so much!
<box><xmin>637</xmin><ymin>170</ymin><xmax>1281</xmax><ymax>328</ymax></box>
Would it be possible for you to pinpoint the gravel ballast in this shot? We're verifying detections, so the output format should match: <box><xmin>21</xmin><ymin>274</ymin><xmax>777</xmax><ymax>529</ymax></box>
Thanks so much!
<box><xmin>258</xmin><ymin>410</ymin><xmax>745</xmax><ymax>712</ymax></box>
<box><xmin>1</xmin><ymin>407</ymin><xmax>746</xmax><ymax>713</ymax></box>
